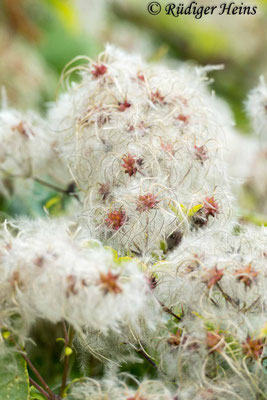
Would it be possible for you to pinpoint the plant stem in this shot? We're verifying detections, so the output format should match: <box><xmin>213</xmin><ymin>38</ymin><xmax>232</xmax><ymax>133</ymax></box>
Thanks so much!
<box><xmin>60</xmin><ymin>322</ymin><xmax>75</xmax><ymax>398</ymax></box>
<box><xmin>216</xmin><ymin>283</ymin><xmax>238</xmax><ymax>309</ymax></box>
<box><xmin>136</xmin><ymin>348</ymin><xmax>158</xmax><ymax>369</ymax></box>
<box><xmin>0</xmin><ymin>168</ymin><xmax>81</xmax><ymax>203</ymax></box>
<box><xmin>158</xmin><ymin>300</ymin><xmax>182</xmax><ymax>321</ymax></box>
<box><xmin>33</xmin><ymin>177</ymin><xmax>68</xmax><ymax>194</ymax></box>
<box><xmin>242</xmin><ymin>296</ymin><xmax>260</xmax><ymax>313</ymax></box>
<box><xmin>20</xmin><ymin>350</ymin><xmax>58</xmax><ymax>400</ymax></box>
<box><xmin>8</xmin><ymin>335</ymin><xmax>58</xmax><ymax>400</ymax></box>
<box><xmin>33</xmin><ymin>177</ymin><xmax>81</xmax><ymax>203</ymax></box>
<box><xmin>29</xmin><ymin>377</ymin><xmax>50</xmax><ymax>400</ymax></box>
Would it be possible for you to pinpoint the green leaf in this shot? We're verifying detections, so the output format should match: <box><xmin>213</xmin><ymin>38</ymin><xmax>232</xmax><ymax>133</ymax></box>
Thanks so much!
<box><xmin>116</xmin><ymin>256</ymin><xmax>134</xmax><ymax>266</ymax></box>
<box><xmin>30</xmin><ymin>386</ymin><xmax>47</xmax><ymax>400</ymax></box>
<box><xmin>0</xmin><ymin>352</ymin><xmax>30</xmax><ymax>400</ymax></box>
<box><xmin>169</xmin><ymin>202</ymin><xmax>203</xmax><ymax>220</ymax></box>
<box><xmin>45</xmin><ymin>195</ymin><xmax>62</xmax><ymax>209</ymax></box>
<box><xmin>160</xmin><ymin>241</ymin><xmax>167</xmax><ymax>252</ymax></box>
<box><xmin>187</xmin><ymin>204</ymin><xmax>203</xmax><ymax>217</ymax></box>
<box><xmin>2</xmin><ymin>330</ymin><xmax>11</xmax><ymax>339</ymax></box>
<box><xmin>44</xmin><ymin>195</ymin><xmax>65</xmax><ymax>215</ymax></box>
<box><xmin>82</xmin><ymin>239</ymin><xmax>101</xmax><ymax>249</ymax></box>
<box><xmin>104</xmin><ymin>246</ymin><xmax>119</xmax><ymax>262</ymax></box>
<box><xmin>56</xmin><ymin>337</ymin><xmax>66</xmax><ymax>344</ymax></box>
<box><xmin>169</xmin><ymin>202</ymin><xmax>187</xmax><ymax>221</ymax></box>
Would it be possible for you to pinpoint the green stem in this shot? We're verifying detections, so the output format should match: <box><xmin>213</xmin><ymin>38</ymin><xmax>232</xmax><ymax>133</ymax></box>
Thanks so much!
<box><xmin>60</xmin><ymin>322</ymin><xmax>75</xmax><ymax>398</ymax></box>
<box><xmin>33</xmin><ymin>177</ymin><xmax>81</xmax><ymax>203</ymax></box>
<box><xmin>29</xmin><ymin>377</ymin><xmax>50</xmax><ymax>400</ymax></box>
<box><xmin>20</xmin><ymin>350</ymin><xmax>59</xmax><ymax>400</ymax></box>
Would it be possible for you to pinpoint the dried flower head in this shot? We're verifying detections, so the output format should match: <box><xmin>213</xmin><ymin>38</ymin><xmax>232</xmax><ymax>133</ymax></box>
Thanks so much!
<box><xmin>203</xmin><ymin>197</ymin><xmax>219</xmax><ymax>218</ymax></box>
<box><xmin>234</xmin><ymin>264</ymin><xmax>258</xmax><ymax>287</ymax></box>
<box><xmin>105</xmin><ymin>209</ymin><xmax>126</xmax><ymax>230</ymax></box>
<box><xmin>99</xmin><ymin>182</ymin><xmax>110</xmax><ymax>201</ymax></box>
<box><xmin>151</xmin><ymin>90</ymin><xmax>165</xmax><ymax>104</ymax></box>
<box><xmin>136</xmin><ymin>193</ymin><xmax>159</xmax><ymax>212</ymax></box>
<box><xmin>12</xmin><ymin>121</ymin><xmax>32</xmax><ymax>138</ymax></box>
<box><xmin>91</xmin><ymin>64</ymin><xmax>107</xmax><ymax>78</ymax></box>
<box><xmin>206</xmin><ymin>331</ymin><xmax>225</xmax><ymax>353</ymax></box>
<box><xmin>0</xmin><ymin>218</ymin><xmax>156</xmax><ymax>333</ymax></box>
<box><xmin>98</xmin><ymin>271</ymin><xmax>122</xmax><ymax>294</ymax></box>
<box><xmin>118</xmin><ymin>100</ymin><xmax>131</xmax><ymax>112</ymax></box>
<box><xmin>176</xmin><ymin>114</ymin><xmax>189</xmax><ymax>123</ymax></box>
<box><xmin>49</xmin><ymin>46</ymin><xmax>235</xmax><ymax>254</ymax></box>
<box><xmin>122</xmin><ymin>154</ymin><xmax>138</xmax><ymax>176</ymax></box>
<box><xmin>146</xmin><ymin>273</ymin><xmax>157</xmax><ymax>290</ymax></box>
<box><xmin>202</xmin><ymin>266</ymin><xmax>224</xmax><ymax>289</ymax></box>
<box><xmin>167</xmin><ymin>328</ymin><xmax>183</xmax><ymax>347</ymax></box>
<box><xmin>242</xmin><ymin>336</ymin><xmax>265</xmax><ymax>360</ymax></box>
<box><xmin>194</xmin><ymin>145</ymin><xmax>208</xmax><ymax>164</ymax></box>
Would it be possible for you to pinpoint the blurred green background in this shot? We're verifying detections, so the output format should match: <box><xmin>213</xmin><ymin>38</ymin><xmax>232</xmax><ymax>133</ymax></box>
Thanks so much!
<box><xmin>1</xmin><ymin>0</ymin><xmax>267</xmax><ymax>130</ymax></box>
<box><xmin>1</xmin><ymin>0</ymin><xmax>267</xmax><ymax>220</ymax></box>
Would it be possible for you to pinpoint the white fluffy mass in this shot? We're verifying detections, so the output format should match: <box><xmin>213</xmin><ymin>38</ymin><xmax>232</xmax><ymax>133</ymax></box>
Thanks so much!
<box><xmin>0</xmin><ymin>109</ymin><xmax>50</xmax><ymax>177</ymax></box>
<box><xmin>0</xmin><ymin>218</ymin><xmax>158</xmax><ymax>333</ymax></box>
<box><xmin>0</xmin><ymin>46</ymin><xmax>266</xmax><ymax>400</ymax></box>
<box><xmin>70</xmin><ymin>376</ymin><xmax>174</xmax><ymax>400</ymax></box>
<box><xmin>48</xmin><ymin>46</ymin><xmax>237</xmax><ymax>256</ymax></box>
<box><xmin>246</xmin><ymin>76</ymin><xmax>267</xmax><ymax>141</ymax></box>
<box><xmin>0</xmin><ymin>105</ymin><xmax>71</xmax><ymax>196</ymax></box>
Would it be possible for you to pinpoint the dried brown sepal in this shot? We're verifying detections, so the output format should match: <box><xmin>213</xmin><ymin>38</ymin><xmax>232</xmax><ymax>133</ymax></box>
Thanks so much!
<box><xmin>242</xmin><ymin>336</ymin><xmax>265</xmax><ymax>360</ymax></box>
<box><xmin>206</xmin><ymin>331</ymin><xmax>225</xmax><ymax>353</ymax></box>
<box><xmin>234</xmin><ymin>264</ymin><xmax>258</xmax><ymax>287</ymax></box>
<box><xmin>99</xmin><ymin>271</ymin><xmax>123</xmax><ymax>295</ymax></box>
<box><xmin>202</xmin><ymin>266</ymin><xmax>224</xmax><ymax>289</ymax></box>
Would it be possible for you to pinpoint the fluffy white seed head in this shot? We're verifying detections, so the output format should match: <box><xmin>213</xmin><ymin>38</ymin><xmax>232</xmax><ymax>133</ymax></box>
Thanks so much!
<box><xmin>0</xmin><ymin>109</ymin><xmax>51</xmax><ymax>177</ymax></box>
<box><xmin>246</xmin><ymin>76</ymin><xmax>267</xmax><ymax>141</ymax></box>
<box><xmin>143</xmin><ymin>225</ymin><xmax>267</xmax><ymax>395</ymax></box>
<box><xmin>0</xmin><ymin>107</ymin><xmax>71</xmax><ymax>194</ymax></box>
<box><xmin>0</xmin><ymin>218</ymin><xmax>158</xmax><ymax>334</ymax></box>
<box><xmin>49</xmin><ymin>46</ymin><xmax>236</xmax><ymax>256</ymax></box>
<box><xmin>70</xmin><ymin>376</ymin><xmax>174</xmax><ymax>400</ymax></box>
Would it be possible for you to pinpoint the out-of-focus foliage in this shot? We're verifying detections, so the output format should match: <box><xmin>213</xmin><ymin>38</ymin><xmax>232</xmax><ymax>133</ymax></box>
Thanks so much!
<box><xmin>0</xmin><ymin>0</ymin><xmax>100</xmax><ymax>111</ymax></box>
<box><xmin>37</xmin><ymin>0</ymin><xmax>100</xmax><ymax>75</ymax></box>
<box><xmin>108</xmin><ymin>0</ymin><xmax>267</xmax><ymax>131</ymax></box>
<box><xmin>0</xmin><ymin>353</ymin><xmax>29</xmax><ymax>400</ymax></box>
<box><xmin>0</xmin><ymin>0</ymin><xmax>101</xmax><ymax>221</ymax></box>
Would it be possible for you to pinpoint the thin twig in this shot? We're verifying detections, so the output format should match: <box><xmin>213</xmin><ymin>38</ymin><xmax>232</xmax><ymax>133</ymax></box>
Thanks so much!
<box><xmin>0</xmin><ymin>167</ymin><xmax>80</xmax><ymax>203</ymax></box>
<box><xmin>60</xmin><ymin>355</ymin><xmax>70</xmax><ymax>398</ymax></box>
<box><xmin>60</xmin><ymin>322</ymin><xmax>75</xmax><ymax>398</ymax></box>
<box><xmin>62</xmin><ymin>320</ymin><xmax>69</xmax><ymax>343</ymax></box>
<box><xmin>216</xmin><ymin>283</ymin><xmax>238</xmax><ymax>309</ymax></box>
<box><xmin>136</xmin><ymin>348</ymin><xmax>158</xmax><ymax>369</ymax></box>
<box><xmin>242</xmin><ymin>296</ymin><xmax>260</xmax><ymax>313</ymax></box>
<box><xmin>29</xmin><ymin>377</ymin><xmax>50</xmax><ymax>400</ymax></box>
<box><xmin>158</xmin><ymin>300</ymin><xmax>182</xmax><ymax>321</ymax></box>
<box><xmin>20</xmin><ymin>350</ymin><xmax>57</xmax><ymax>400</ymax></box>
<box><xmin>33</xmin><ymin>177</ymin><xmax>81</xmax><ymax>203</ymax></box>
<box><xmin>8</xmin><ymin>334</ymin><xmax>58</xmax><ymax>400</ymax></box>
<box><xmin>33</xmin><ymin>177</ymin><xmax>68</xmax><ymax>194</ymax></box>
